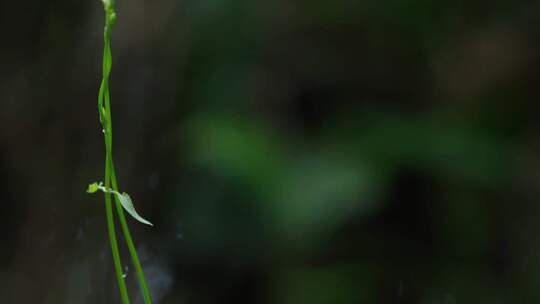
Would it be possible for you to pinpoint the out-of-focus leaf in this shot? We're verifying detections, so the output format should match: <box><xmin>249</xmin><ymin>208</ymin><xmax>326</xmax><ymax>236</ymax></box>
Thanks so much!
<box><xmin>186</xmin><ymin>113</ymin><xmax>286</xmax><ymax>193</ymax></box>
<box><xmin>268</xmin><ymin>153</ymin><xmax>385</xmax><ymax>244</ymax></box>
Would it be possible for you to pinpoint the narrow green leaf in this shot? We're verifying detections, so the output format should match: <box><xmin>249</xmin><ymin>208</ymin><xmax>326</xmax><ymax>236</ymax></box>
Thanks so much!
<box><xmin>115</xmin><ymin>192</ymin><xmax>154</xmax><ymax>226</ymax></box>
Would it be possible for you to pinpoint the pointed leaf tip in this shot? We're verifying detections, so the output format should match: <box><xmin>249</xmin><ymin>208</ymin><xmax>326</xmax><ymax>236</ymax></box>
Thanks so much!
<box><xmin>116</xmin><ymin>192</ymin><xmax>154</xmax><ymax>226</ymax></box>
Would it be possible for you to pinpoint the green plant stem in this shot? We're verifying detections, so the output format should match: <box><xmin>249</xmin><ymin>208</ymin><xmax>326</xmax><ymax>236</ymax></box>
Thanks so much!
<box><xmin>100</xmin><ymin>13</ymin><xmax>130</xmax><ymax>302</ymax></box>
<box><xmin>105</xmin><ymin>153</ymin><xmax>130</xmax><ymax>304</ymax></box>
<box><xmin>98</xmin><ymin>1</ymin><xmax>153</xmax><ymax>303</ymax></box>
<box><xmin>110</xmin><ymin>161</ymin><xmax>153</xmax><ymax>304</ymax></box>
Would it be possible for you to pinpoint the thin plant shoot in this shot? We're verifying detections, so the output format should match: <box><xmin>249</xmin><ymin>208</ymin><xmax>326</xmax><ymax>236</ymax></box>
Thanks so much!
<box><xmin>86</xmin><ymin>0</ymin><xmax>153</xmax><ymax>303</ymax></box>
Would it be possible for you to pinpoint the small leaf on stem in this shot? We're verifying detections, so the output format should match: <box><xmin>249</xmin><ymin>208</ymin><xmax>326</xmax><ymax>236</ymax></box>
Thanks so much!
<box><xmin>86</xmin><ymin>181</ymin><xmax>153</xmax><ymax>226</ymax></box>
<box><xmin>116</xmin><ymin>192</ymin><xmax>153</xmax><ymax>226</ymax></box>
<box><xmin>87</xmin><ymin>182</ymin><xmax>101</xmax><ymax>193</ymax></box>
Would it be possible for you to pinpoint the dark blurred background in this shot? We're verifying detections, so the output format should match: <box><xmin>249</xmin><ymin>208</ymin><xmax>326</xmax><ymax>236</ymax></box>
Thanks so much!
<box><xmin>2</xmin><ymin>0</ymin><xmax>540</xmax><ymax>303</ymax></box>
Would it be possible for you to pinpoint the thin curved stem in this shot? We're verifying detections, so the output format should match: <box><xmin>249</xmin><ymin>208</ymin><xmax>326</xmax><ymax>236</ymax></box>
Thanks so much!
<box><xmin>99</xmin><ymin>3</ymin><xmax>131</xmax><ymax>303</ymax></box>
<box><xmin>105</xmin><ymin>152</ymin><xmax>130</xmax><ymax>304</ymax></box>
<box><xmin>110</xmin><ymin>161</ymin><xmax>153</xmax><ymax>304</ymax></box>
<box><xmin>97</xmin><ymin>1</ymin><xmax>153</xmax><ymax>303</ymax></box>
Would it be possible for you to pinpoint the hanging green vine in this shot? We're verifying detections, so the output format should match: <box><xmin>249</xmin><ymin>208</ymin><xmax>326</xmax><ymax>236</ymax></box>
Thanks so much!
<box><xmin>87</xmin><ymin>0</ymin><xmax>153</xmax><ymax>303</ymax></box>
